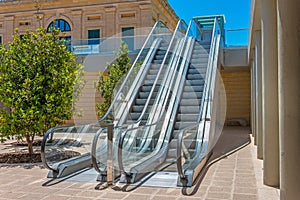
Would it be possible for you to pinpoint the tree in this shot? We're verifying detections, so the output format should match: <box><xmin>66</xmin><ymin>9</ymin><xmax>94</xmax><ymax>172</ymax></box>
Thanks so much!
<box><xmin>0</xmin><ymin>28</ymin><xmax>84</xmax><ymax>154</ymax></box>
<box><xmin>96</xmin><ymin>41</ymin><xmax>132</xmax><ymax>118</ymax></box>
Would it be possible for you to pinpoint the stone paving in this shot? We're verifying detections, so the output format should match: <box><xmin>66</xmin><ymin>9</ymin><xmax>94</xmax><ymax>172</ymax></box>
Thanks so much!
<box><xmin>0</xmin><ymin>127</ymin><xmax>280</xmax><ymax>200</ymax></box>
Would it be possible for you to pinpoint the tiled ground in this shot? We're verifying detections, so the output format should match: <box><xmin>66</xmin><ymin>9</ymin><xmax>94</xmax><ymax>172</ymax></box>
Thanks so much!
<box><xmin>0</xmin><ymin>127</ymin><xmax>280</xmax><ymax>200</ymax></box>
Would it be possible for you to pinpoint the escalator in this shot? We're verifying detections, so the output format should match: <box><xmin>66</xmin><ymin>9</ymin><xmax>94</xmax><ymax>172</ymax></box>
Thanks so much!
<box><xmin>118</xmin><ymin>17</ymin><xmax>224</xmax><ymax>187</ymax></box>
<box><xmin>92</xmin><ymin>20</ymin><xmax>188</xmax><ymax>182</ymax></box>
<box><xmin>166</xmin><ymin>40</ymin><xmax>210</xmax><ymax>163</ymax></box>
<box><xmin>41</xmin><ymin>21</ymin><xmax>174</xmax><ymax>179</ymax></box>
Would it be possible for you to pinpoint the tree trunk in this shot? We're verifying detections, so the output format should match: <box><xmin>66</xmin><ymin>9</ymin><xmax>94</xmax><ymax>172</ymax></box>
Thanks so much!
<box><xmin>25</xmin><ymin>133</ymin><xmax>34</xmax><ymax>155</ymax></box>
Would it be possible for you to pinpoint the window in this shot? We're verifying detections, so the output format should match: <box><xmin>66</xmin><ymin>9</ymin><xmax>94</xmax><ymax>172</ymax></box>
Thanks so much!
<box><xmin>121</xmin><ymin>13</ymin><xmax>135</xmax><ymax>18</ymax></box>
<box><xmin>19</xmin><ymin>21</ymin><xmax>31</xmax><ymax>26</ymax></box>
<box><xmin>88</xmin><ymin>29</ymin><xmax>100</xmax><ymax>45</ymax></box>
<box><xmin>122</xmin><ymin>27</ymin><xmax>134</xmax><ymax>51</ymax></box>
<box><xmin>0</xmin><ymin>36</ymin><xmax>2</xmax><ymax>44</ymax></box>
<box><xmin>47</xmin><ymin>19</ymin><xmax>71</xmax><ymax>32</ymax></box>
<box><xmin>87</xmin><ymin>15</ymin><xmax>101</xmax><ymax>21</ymax></box>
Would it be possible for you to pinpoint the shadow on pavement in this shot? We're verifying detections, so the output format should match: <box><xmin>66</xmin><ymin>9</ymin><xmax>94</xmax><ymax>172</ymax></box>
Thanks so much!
<box><xmin>182</xmin><ymin>126</ymin><xmax>251</xmax><ymax>195</ymax></box>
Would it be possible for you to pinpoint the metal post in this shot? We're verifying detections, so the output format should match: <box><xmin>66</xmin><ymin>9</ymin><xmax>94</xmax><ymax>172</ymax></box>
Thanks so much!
<box><xmin>106</xmin><ymin>123</ymin><xmax>114</xmax><ymax>186</ymax></box>
<box><xmin>97</xmin><ymin>122</ymin><xmax>114</xmax><ymax>190</ymax></box>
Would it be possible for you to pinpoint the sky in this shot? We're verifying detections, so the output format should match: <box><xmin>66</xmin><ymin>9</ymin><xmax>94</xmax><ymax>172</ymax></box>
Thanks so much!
<box><xmin>168</xmin><ymin>0</ymin><xmax>251</xmax><ymax>46</ymax></box>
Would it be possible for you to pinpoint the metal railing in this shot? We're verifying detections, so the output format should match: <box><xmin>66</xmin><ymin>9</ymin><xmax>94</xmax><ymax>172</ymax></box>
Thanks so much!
<box><xmin>71</xmin><ymin>35</ymin><xmax>148</xmax><ymax>55</ymax></box>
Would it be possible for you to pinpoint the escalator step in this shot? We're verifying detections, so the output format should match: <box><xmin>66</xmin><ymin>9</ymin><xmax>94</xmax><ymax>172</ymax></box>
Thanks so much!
<box><xmin>132</xmin><ymin>105</ymin><xmax>144</xmax><ymax>112</ymax></box>
<box><xmin>192</xmin><ymin>57</ymin><xmax>208</xmax><ymax>64</ymax></box>
<box><xmin>188</xmin><ymin>68</ymin><xmax>207</xmax><ymax>75</ymax></box>
<box><xmin>144</xmin><ymin>79</ymin><xmax>155</xmax><ymax>85</ymax></box>
<box><xmin>176</xmin><ymin>114</ymin><xmax>199</xmax><ymax>121</ymax></box>
<box><xmin>129</xmin><ymin>113</ymin><xmax>140</xmax><ymax>120</ymax></box>
<box><xmin>174</xmin><ymin>121</ymin><xmax>197</xmax><ymax>130</ymax></box>
<box><xmin>187</xmin><ymin>74</ymin><xmax>204</xmax><ymax>80</ymax></box>
<box><xmin>138</xmin><ymin>91</ymin><xmax>157</xmax><ymax>98</ymax></box>
<box><xmin>141</xmin><ymin>86</ymin><xmax>159</xmax><ymax>92</ymax></box>
<box><xmin>135</xmin><ymin>98</ymin><xmax>155</xmax><ymax>105</ymax></box>
<box><xmin>180</xmin><ymin>99</ymin><xmax>200</xmax><ymax>106</ymax></box>
<box><xmin>192</xmin><ymin>50</ymin><xmax>208</xmax><ymax>59</ymax></box>
<box><xmin>172</xmin><ymin>129</ymin><xmax>198</xmax><ymax>139</ymax></box>
<box><xmin>182</xmin><ymin>91</ymin><xmax>203</xmax><ymax>99</ymax></box>
<box><xmin>183</xmin><ymin>85</ymin><xmax>204</xmax><ymax>92</ymax></box>
<box><xmin>187</xmin><ymin>79</ymin><xmax>205</xmax><ymax>86</ymax></box>
<box><xmin>169</xmin><ymin>138</ymin><xmax>197</xmax><ymax>149</ymax></box>
<box><xmin>179</xmin><ymin>106</ymin><xmax>201</xmax><ymax>113</ymax></box>
<box><xmin>155</xmin><ymin>55</ymin><xmax>164</xmax><ymax>60</ymax></box>
<box><xmin>157</xmin><ymin>50</ymin><xmax>167</xmax><ymax>55</ymax></box>
<box><xmin>153</xmin><ymin>60</ymin><xmax>163</xmax><ymax>64</ymax></box>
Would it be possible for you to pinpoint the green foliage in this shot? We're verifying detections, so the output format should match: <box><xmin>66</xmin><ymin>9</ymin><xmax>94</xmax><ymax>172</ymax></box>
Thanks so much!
<box><xmin>96</xmin><ymin>41</ymin><xmax>132</xmax><ymax>119</ymax></box>
<box><xmin>0</xmin><ymin>27</ymin><xmax>84</xmax><ymax>154</ymax></box>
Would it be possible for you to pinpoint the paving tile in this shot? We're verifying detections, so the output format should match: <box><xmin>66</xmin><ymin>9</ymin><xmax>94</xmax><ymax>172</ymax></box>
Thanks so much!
<box><xmin>156</xmin><ymin>188</ymin><xmax>181</xmax><ymax>196</ymax></box>
<box><xmin>124</xmin><ymin>193</ymin><xmax>152</xmax><ymax>200</ymax></box>
<box><xmin>67</xmin><ymin>197</ymin><xmax>95</xmax><ymax>200</ymax></box>
<box><xmin>133</xmin><ymin>186</ymin><xmax>159</xmax><ymax>195</ymax></box>
<box><xmin>206</xmin><ymin>192</ymin><xmax>231</xmax><ymax>199</ymax></box>
<box><xmin>42</xmin><ymin>195</ymin><xmax>73</xmax><ymax>200</ymax></box>
<box><xmin>234</xmin><ymin>181</ymin><xmax>257</xmax><ymax>188</ymax></box>
<box><xmin>257</xmin><ymin>188</ymin><xmax>280</xmax><ymax>200</ymax></box>
<box><xmin>208</xmin><ymin>186</ymin><xmax>232</xmax><ymax>193</ymax></box>
<box><xmin>210</xmin><ymin>180</ymin><xmax>233</xmax><ymax>187</ymax></box>
<box><xmin>100</xmin><ymin>191</ymin><xmax>128</xmax><ymax>199</ymax></box>
<box><xmin>16</xmin><ymin>193</ymin><xmax>47</xmax><ymax>200</ymax></box>
<box><xmin>151</xmin><ymin>195</ymin><xmax>180</xmax><ymax>200</ymax></box>
<box><xmin>76</xmin><ymin>189</ymin><xmax>103</xmax><ymax>198</ymax></box>
<box><xmin>233</xmin><ymin>194</ymin><xmax>258</xmax><ymax>200</ymax></box>
<box><xmin>54</xmin><ymin>188</ymin><xmax>83</xmax><ymax>196</ymax></box>
<box><xmin>234</xmin><ymin>186</ymin><xmax>257</xmax><ymax>195</ymax></box>
<box><xmin>0</xmin><ymin>192</ymin><xmax>26</xmax><ymax>199</ymax></box>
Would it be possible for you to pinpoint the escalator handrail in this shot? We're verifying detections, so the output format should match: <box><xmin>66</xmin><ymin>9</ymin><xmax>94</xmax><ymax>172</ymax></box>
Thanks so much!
<box><xmin>90</xmin><ymin>38</ymin><xmax>165</xmax><ymax>174</ymax></box>
<box><xmin>134</xmin><ymin>19</ymin><xmax>188</xmax><ymax>124</ymax></box>
<box><xmin>91</xmin><ymin>127</ymin><xmax>106</xmax><ymax>174</ymax></box>
<box><xmin>133</xmin><ymin>25</ymin><xmax>193</xmax><ymax>155</ymax></box>
<box><xmin>198</xmin><ymin>17</ymin><xmax>218</xmax><ymax>123</ymax></box>
<box><xmin>98</xmin><ymin>21</ymin><xmax>168</xmax><ymax>124</ymax></box>
<box><xmin>118</xmin><ymin>116</ymin><xmax>163</xmax><ymax>176</ymax></box>
<box><xmin>177</xmin><ymin>17</ymin><xmax>221</xmax><ymax>180</ymax></box>
<box><xmin>117</xmin><ymin>20</ymin><xmax>193</xmax><ymax>175</ymax></box>
<box><xmin>118</xmin><ymin>20</ymin><xmax>187</xmax><ymax>156</ymax></box>
<box><xmin>41</xmin><ymin>123</ymin><xmax>95</xmax><ymax>171</ymax></box>
<box><xmin>41</xmin><ymin>127</ymin><xmax>57</xmax><ymax>171</ymax></box>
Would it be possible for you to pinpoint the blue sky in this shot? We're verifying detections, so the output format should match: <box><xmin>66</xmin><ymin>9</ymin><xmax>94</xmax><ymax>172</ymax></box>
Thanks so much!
<box><xmin>168</xmin><ymin>0</ymin><xmax>251</xmax><ymax>46</ymax></box>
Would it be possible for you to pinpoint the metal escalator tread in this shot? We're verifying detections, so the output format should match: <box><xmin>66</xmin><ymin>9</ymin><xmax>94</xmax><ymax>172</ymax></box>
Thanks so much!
<box><xmin>127</xmin><ymin>41</ymin><xmax>169</xmax><ymax>122</ymax></box>
<box><xmin>167</xmin><ymin>41</ymin><xmax>209</xmax><ymax>160</ymax></box>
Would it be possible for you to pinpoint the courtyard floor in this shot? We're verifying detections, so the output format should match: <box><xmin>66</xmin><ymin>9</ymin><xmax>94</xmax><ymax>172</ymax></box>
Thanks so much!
<box><xmin>0</xmin><ymin>127</ymin><xmax>280</xmax><ymax>200</ymax></box>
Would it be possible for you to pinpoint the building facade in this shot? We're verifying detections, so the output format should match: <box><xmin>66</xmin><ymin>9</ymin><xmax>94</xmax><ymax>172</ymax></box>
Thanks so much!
<box><xmin>0</xmin><ymin>0</ymin><xmax>178</xmax><ymax>44</ymax></box>
<box><xmin>249</xmin><ymin>0</ymin><xmax>300</xmax><ymax>199</ymax></box>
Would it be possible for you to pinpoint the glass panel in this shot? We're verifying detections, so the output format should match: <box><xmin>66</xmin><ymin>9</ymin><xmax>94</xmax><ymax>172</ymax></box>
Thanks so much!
<box><xmin>59</xmin><ymin>19</ymin><xmax>64</xmax><ymax>31</ymax></box>
<box><xmin>43</xmin><ymin>123</ymin><xmax>101</xmax><ymax>170</ymax></box>
<box><xmin>0</xmin><ymin>36</ymin><xmax>2</xmax><ymax>44</ymax></box>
